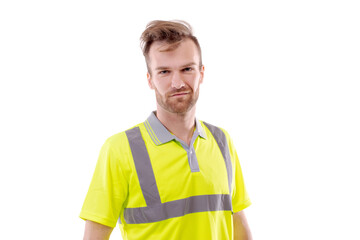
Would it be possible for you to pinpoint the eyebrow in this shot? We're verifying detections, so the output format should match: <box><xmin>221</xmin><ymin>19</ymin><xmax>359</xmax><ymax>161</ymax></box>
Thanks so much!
<box><xmin>155</xmin><ymin>62</ymin><xmax>197</xmax><ymax>71</ymax></box>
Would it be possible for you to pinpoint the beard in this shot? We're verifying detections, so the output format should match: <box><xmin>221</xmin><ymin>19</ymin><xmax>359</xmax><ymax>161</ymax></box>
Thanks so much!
<box><xmin>154</xmin><ymin>86</ymin><xmax>200</xmax><ymax>114</ymax></box>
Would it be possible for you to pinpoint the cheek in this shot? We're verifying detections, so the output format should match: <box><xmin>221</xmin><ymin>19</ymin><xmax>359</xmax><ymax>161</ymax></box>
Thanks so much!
<box><xmin>153</xmin><ymin>78</ymin><xmax>169</xmax><ymax>94</ymax></box>
<box><xmin>187</xmin><ymin>75</ymin><xmax>201</xmax><ymax>90</ymax></box>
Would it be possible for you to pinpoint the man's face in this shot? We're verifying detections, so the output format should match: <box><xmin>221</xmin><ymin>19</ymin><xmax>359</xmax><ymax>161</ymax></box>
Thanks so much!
<box><xmin>147</xmin><ymin>39</ymin><xmax>204</xmax><ymax>115</ymax></box>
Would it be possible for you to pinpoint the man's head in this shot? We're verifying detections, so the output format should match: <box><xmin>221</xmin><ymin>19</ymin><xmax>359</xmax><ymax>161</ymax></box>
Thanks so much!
<box><xmin>140</xmin><ymin>20</ymin><xmax>202</xmax><ymax>75</ymax></box>
<box><xmin>141</xmin><ymin>20</ymin><xmax>204</xmax><ymax>115</ymax></box>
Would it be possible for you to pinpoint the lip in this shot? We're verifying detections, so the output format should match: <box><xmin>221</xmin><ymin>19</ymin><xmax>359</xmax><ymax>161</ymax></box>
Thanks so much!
<box><xmin>170</xmin><ymin>92</ymin><xmax>189</xmax><ymax>97</ymax></box>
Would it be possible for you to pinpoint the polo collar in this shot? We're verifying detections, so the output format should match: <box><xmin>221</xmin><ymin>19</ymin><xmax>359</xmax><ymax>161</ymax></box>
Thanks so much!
<box><xmin>144</xmin><ymin>111</ymin><xmax>207</xmax><ymax>146</ymax></box>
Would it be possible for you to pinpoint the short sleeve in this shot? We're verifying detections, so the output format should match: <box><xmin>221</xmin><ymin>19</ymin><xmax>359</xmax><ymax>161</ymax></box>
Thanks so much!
<box><xmin>226</xmin><ymin>134</ymin><xmax>251</xmax><ymax>213</ymax></box>
<box><xmin>79</xmin><ymin>137</ymin><xmax>129</xmax><ymax>227</ymax></box>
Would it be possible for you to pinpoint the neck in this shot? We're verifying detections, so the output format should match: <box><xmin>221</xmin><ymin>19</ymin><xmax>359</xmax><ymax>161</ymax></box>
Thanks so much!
<box><xmin>155</xmin><ymin>106</ymin><xmax>196</xmax><ymax>146</ymax></box>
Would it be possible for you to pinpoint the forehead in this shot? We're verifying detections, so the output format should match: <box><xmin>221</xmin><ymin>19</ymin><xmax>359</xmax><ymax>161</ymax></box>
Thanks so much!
<box><xmin>148</xmin><ymin>39</ymin><xmax>200</xmax><ymax>69</ymax></box>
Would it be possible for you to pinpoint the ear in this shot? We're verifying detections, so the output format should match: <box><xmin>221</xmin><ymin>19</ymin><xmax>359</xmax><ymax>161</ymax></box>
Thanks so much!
<box><xmin>147</xmin><ymin>72</ymin><xmax>154</xmax><ymax>89</ymax></box>
<box><xmin>199</xmin><ymin>65</ymin><xmax>205</xmax><ymax>84</ymax></box>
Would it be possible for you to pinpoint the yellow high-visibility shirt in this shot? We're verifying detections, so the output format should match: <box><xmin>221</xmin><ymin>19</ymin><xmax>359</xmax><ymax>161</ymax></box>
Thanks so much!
<box><xmin>80</xmin><ymin>112</ymin><xmax>251</xmax><ymax>240</ymax></box>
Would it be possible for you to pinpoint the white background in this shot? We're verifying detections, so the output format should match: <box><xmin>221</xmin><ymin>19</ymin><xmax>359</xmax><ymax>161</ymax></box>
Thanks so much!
<box><xmin>1</xmin><ymin>0</ymin><xmax>359</xmax><ymax>239</ymax></box>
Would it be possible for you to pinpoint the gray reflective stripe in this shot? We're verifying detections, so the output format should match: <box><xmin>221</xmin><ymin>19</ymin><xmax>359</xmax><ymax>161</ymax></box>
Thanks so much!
<box><xmin>124</xmin><ymin>194</ymin><xmax>232</xmax><ymax>224</ymax></box>
<box><xmin>124</xmin><ymin>124</ymin><xmax>233</xmax><ymax>224</ymax></box>
<box><xmin>125</xmin><ymin>127</ymin><xmax>161</xmax><ymax>206</ymax></box>
<box><xmin>203</xmin><ymin>122</ymin><xmax>233</xmax><ymax>194</ymax></box>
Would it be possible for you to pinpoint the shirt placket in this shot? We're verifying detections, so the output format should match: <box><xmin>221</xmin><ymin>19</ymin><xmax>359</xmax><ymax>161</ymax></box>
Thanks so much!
<box><xmin>177</xmin><ymin>131</ymin><xmax>200</xmax><ymax>172</ymax></box>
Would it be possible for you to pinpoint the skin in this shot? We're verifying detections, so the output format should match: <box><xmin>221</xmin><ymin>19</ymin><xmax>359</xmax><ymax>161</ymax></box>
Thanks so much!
<box><xmin>83</xmin><ymin>38</ymin><xmax>252</xmax><ymax>240</ymax></box>
<box><xmin>233</xmin><ymin>211</ymin><xmax>253</xmax><ymax>240</ymax></box>
<box><xmin>83</xmin><ymin>220</ymin><xmax>112</xmax><ymax>240</ymax></box>
<box><xmin>146</xmin><ymin>38</ymin><xmax>204</xmax><ymax>145</ymax></box>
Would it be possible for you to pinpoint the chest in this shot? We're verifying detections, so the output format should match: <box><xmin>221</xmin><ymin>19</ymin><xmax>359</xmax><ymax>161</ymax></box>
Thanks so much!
<box><xmin>147</xmin><ymin>140</ymin><xmax>230</xmax><ymax>203</ymax></box>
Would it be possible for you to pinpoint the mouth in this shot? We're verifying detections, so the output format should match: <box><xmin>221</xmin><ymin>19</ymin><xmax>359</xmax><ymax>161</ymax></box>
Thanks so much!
<box><xmin>170</xmin><ymin>92</ymin><xmax>190</xmax><ymax>97</ymax></box>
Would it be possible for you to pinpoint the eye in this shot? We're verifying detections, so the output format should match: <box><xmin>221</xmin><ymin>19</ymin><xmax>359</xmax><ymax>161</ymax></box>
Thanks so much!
<box><xmin>183</xmin><ymin>67</ymin><xmax>193</xmax><ymax>72</ymax></box>
<box><xmin>159</xmin><ymin>70</ymin><xmax>169</xmax><ymax>75</ymax></box>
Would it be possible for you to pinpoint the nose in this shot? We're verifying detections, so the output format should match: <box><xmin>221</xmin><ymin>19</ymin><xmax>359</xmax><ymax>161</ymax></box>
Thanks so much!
<box><xmin>171</xmin><ymin>72</ymin><xmax>185</xmax><ymax>89</ymax></box>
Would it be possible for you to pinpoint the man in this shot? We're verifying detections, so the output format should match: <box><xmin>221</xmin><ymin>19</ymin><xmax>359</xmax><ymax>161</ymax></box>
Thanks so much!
<box><xmin>80</xmin><ymin>20</ymin><xmax>252</xmax><ymax>240</ymax></box>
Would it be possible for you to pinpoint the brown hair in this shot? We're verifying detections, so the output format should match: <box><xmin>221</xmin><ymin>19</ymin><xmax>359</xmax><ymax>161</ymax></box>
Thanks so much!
<box><xmin>140</xmin><ymin>20</ymin><xmax>202</xmax><ymax>73</ymax></box>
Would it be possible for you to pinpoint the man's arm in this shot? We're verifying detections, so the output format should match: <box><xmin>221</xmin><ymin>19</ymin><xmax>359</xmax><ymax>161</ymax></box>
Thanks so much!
<box><xmin>233</xmin><ymin>210</ymin><xmax>252</xmax><ymax>240</ymax></box>
<box><xmin>83</xmin><ymin>220</ymin><xmax>113</xmax><ymax>240</ymax></box>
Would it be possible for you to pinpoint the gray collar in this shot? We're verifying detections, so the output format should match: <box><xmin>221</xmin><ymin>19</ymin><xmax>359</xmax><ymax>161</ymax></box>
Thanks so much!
<box><xmin>144</xmin><ymin>111</ymin><xmax>207</xmax><ymax>146</ymax></box>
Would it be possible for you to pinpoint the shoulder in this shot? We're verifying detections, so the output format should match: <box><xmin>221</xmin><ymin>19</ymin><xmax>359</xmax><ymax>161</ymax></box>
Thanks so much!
<box><xmin>95</xmin><ymin>123</ymin><xmax>144</xmax><ymax>175</ymax></box>
<box><xmin>200</xmin><ymin>120</ymin><xmax>232</xmax><ymax>140</ymax></box>
<box><xmin>100</xmin><ymin>123</ymin><xmax>144</xmax><ymax>156</ymax></box>
<box><xmin>104</xmin><ymin>123</ymin><xmax>143</xmax><ymax>145</ymax></box>
<box><xmin>200</xmin><ymin>120</ymin><xmax>237</xmax><ymax>152</ymax></box>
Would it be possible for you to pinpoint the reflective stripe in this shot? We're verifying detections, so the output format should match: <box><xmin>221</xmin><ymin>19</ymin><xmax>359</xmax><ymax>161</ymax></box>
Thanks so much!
<box><xmin>203</xmin><ymin>122</ymin><xmax>233</xmax><ymax>194</ymax></box>
<box><xmin>124</xmin><ymin>124</ymin><xmax>232</xmax><ymax>224</ymax></box>
<box><xmin>126</xmin><ymin>127</ymin><xmax>161</xmax><ymax>206</ymax></box>
<box><xmin>124</xmin><ymin>194</ymin><xmax>232</xmax><ymax>224</ymax></box>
